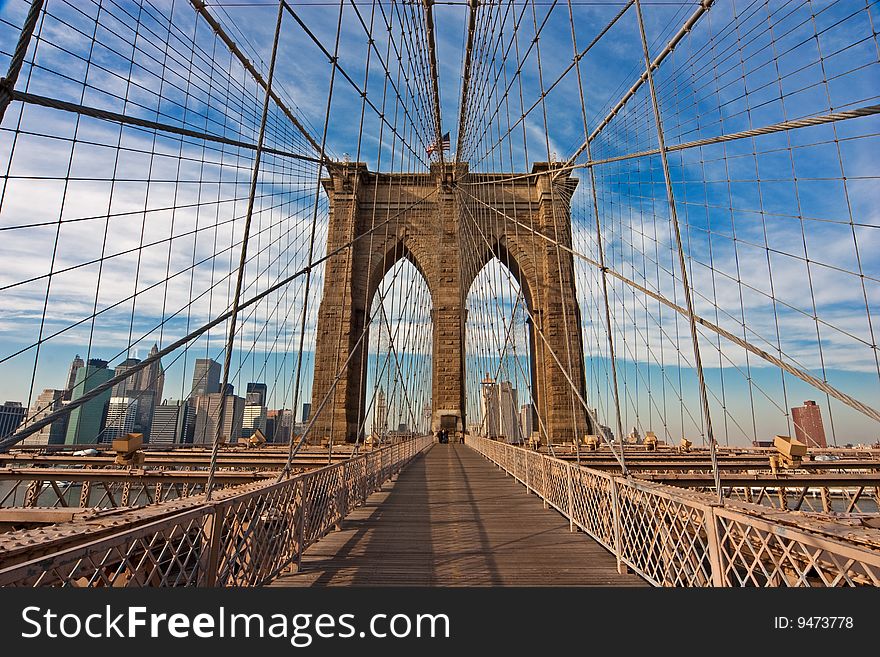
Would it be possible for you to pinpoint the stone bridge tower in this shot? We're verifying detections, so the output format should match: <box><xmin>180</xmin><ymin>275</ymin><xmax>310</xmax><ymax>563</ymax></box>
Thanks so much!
<box><xmin>308</xmin><ymin>161</ymin><xmax>591</xmax><ymax>444</ymax></box>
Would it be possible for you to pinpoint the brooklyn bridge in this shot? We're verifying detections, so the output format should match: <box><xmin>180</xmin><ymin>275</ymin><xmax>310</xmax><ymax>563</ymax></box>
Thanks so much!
<box><xmin>0</xmin><ymin>0</ymin><xmax>877</xmax><ymax>587</ymax></box>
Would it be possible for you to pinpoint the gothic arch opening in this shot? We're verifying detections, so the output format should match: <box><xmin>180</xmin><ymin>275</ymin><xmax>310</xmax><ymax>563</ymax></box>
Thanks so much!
<box><xmin>366</xmin><ymin>237</ymin><xmax>436</xmax><ymax>312</ymax></box>
<box><xmin>362</xmin><ymin>256</ymin><xmax>433</xmax><ymax>441</ymax></box>
<box><xmin>465</xmin><ymin>256</ymin><xmax>538</xmax><ymax>445</ymax></box>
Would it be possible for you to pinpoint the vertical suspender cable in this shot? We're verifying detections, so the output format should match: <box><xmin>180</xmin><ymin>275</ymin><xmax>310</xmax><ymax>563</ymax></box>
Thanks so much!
<box><xmin>205</xmin><ymin>0</ymin><xmax>286</xmax><ymax>500</ymax></box>
<box><xmin>632</xmin><ymin>0</ymin><xmax>722</xmax><ymax>503</ymax></box>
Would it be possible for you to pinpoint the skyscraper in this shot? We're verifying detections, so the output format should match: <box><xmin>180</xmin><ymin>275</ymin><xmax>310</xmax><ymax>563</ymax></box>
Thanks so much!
<box><xmin>374</xmin><ymin>388</ymin><xmax>388</xmax><ymax>436</ymax></box>
<box><xmin>192</xmin><ymin>392</ymin><xmax>244</xmax><ymax>445</ymax></box>
<box><xmin>268</xmin><ymin>408</ymin><xmax>293</xmax><ymax>443</ymax></box>
<box><xmin>191</xmin><ymin>358</ymin><xmax>221</xmax><ymax>397</ymax></box>
<box><xmin>108</xmin><ymin>345</ymin><xmax>164</xmax><ymax>442</ymax></box>
<box><xmin>63</xmin><ymin>354</ymin><xmax>84</xmax><ymax>401</ymax></box>
<box><xmin>242</xmin><ymin>401</ymin><xmax>267</xmax><ymax>435</ymax></box>
<box><xmin>151</xmin><ymin>399</ymin><xmax>188</xmax><ymax>446</ymax></box>
<box><xmin>258</xmin><ymin>415</ymin><xmax>276</xmax><ymax>442</ymax></box>
<box><xmin>111</xmin><ymin>358</ymin><xmax>142</xmax><ymax>398</ymax></box>
<box><xmin>0</xmin><ymin>401</ymin><xmax>26</xmax><ymax>438</ymax></box>
<box><xmin>480</xmin><ymin>375</ymin><xmax>519</xmax><ymax>443</ymax></box>
<box><xmin>791</xmin><ymin>400</ymin><xmax>827</xmax><ymax>448</ymax></box>
<box><xmin>104</xmin><ymin>397</ymin><xmax>138</xmax><ymax>441</ymax></box>
<box><xmin>246</xmin><ymin>382</ymin><xmax>268</xmax><ymax>406</ymax></box>
<box><xmin>135</xmin><ymin>344</ymin><xmax>164</xmax><ymax>442</ymax></box>
<box><xmin>137</xmin><ymin>344</ymin><xmax>165</xmax><ymax>394</ymax></box>
<box><xmin>65</xmin><ymin>359</ymin><xmax>113</xmax><ymax>444</ymax></box>
<box><xmin>422</xmin><ymin>402</ymin><xmax>432</xmax><ymax>434</ymax></box>
<box><xmin>498</xmin><ymin>381</ymin><xmax>519</xmax><ymax>442</ymax></box>
<box><xmin>22</xmin><ymin>389</ymin><xmax>67</xmax><ymax>446</ymax></box>
<box><xmin>519</xmin><ymin>403</ymin><xmax>535</xmax><ymax>444</ymax></box>
<box><xmin>111</xmin><ymin>357</ymin><xmax>146</xmax><ymax>439</ymax></box>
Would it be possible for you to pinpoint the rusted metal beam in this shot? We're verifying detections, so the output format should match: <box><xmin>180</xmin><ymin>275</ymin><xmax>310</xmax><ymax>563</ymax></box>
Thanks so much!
<box><xmin>0</xmin><ymin>467</ymin><xmax>279</xmax><ymax>485</ymax></box>
<box><xmin>0</xmin><ymin>438</ymin><xmax>432</xmax><ymax>582</ymax></box>
<box><xmin>0</xmin><ymin>451</ymin><xmax>352</xmax><ymax>469</ymax></box>
<box><xmin>649</xmin><ymin>472</ymin><xmax>880</xmax><ymax>488</ymax></box>
<box><xmin>554</xmin><ymin>456</ymin><xmax>880</xmax><ymax>472</ymax></box>
<box><xmin>0</xmin><ymin>478</ymin><xmax>273</xmax><ymax>568</ymax></box>
<box><xmin>0</xmin><ymin>508</ymin><xmax>94</xmax><ymax>525</ymax></box>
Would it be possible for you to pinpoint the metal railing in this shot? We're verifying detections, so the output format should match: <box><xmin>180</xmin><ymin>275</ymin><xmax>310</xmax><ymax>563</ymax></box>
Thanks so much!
<box><xmin>0</xmin><ymin>436</ymin><xmax>432</xmax><ymax>587</ymax></box>
<box><xmin>466</xmin><ymin>436</ymin><xmax>880</xmax><ymax>587</ymax></box>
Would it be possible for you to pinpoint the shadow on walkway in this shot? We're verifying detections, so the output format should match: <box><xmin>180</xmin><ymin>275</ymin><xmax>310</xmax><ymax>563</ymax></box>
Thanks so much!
<box><xmin>270</xmin><ymin>443</ymin><xmax>647</xmax><ymax>586</ymax></box>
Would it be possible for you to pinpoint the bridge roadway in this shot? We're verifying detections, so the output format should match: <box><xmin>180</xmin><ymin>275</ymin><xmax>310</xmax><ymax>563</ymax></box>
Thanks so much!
<box><xmin>271</xmin><ymin>443</ymin><xmax>647</xmax><ymax>586</ymax></box>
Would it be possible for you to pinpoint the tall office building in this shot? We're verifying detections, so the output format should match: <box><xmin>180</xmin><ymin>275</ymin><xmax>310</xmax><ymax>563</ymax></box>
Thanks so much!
<box><xmin>65</xmin><ymin>359</ymin><xmax>113</xmax><ymax>444</ymax></box>
<box><xmin>422</xmin><ymin>402</ymin><xmax>432</xmax><ymax>433</ymax></box>
<box><xmin>246</xmin><ymin>382</ymin><xmax>268</xmax><ymax>406</ymax></box>
<box><xmin>182</xmin><ymin>376</ymin><xmax>232</xmax><ymax>441</ymax></box>
<box><xmin>151</xmin><ymin>399</ymin><xmax>188</xmax><ymax>446</ymax></box>
<box><xmin>374</xmin><ymin>388</ymin><xmax>388</xmax><ymax>436</ymax></box>
<box><xmin>242</xmin><ymin>402</ymin><xmax>267</xmax><ymax>434</ymax></box>
<box><xmin>192</xmin><ymin>392</ymin><xmax>244</xmax><ymax>445</ymax></box>
<box><xmin>184</xmin><ymin>357</ymin><xmax>220</xmax><ymax>443</ymax></box>
<box><xmin>260</xmin><ymin>415</ymin><xmax>276</xmax><ymax>442</ymax></box>
<box><xmin>269</xmin><ymin>408</ymin><xmax>294</xmax><ymax>443</ymax></box>
<box><xmin>0</xmin><ymin>401</ymin><xmax>26</xmax><ymax>438</ymax></box>
<box><xmin>242</xmin><ymin>382</ymin><xmax>268</xmax><ymax>438</ymax></box>
<box><xmin>111</xmin><ymin>358</ymin><xmax>142</xmax><ymax>397</ymax></box>
<box><xmin>135</xmin><ymin>344</ymin><xmax>164</xmax><ymax>442</ymax></box>
<box><xmin>111</xmin><ymin>357</ymin><xmax>147</xmax><ymax>440</ymax></box>
<box><xmin>191</xmin><ymin>358</ymin><xmax>221</xmax><ymax>397</ymax></box>
<box><xmin>480</xmin><ymin>375</ymin><xmax>519</xmax><ymax>442</ymax></box>
<box><xmin>63</xmin><ymin>354</ymin><xmax>84</xmax><ymax>401</ymax></box>
<box><xmin>519</xmin><ymin>403</ymin><xmax>535</xmax><ymax>443</ymax></box>
<box><xmin>137</xmin><ymin>344</ymin><xmax>164</xmax><ymax>393</ymax></box>
<box><xmin>21</xmin><ymin>389</ymin><xmax>67</xmax><ymax>445</ymax></box>
<box><xmin>791</xmin><ymin>400</ymin><xmax>827</xmax><ymax>448</ymax></box>
<box><xmin>104</xmin><ymin>397</ymin><xmax>138</xmax><ymax>441</ymax></box>
<box><xmin>301</xmin><ymin>403</ymin><xmax>311</xmax><ymax>423</ymax></box>
<box><xmin>108</xmin><ymin>345</ymin><xmax>164</xmax><ymax>442</ymax></box>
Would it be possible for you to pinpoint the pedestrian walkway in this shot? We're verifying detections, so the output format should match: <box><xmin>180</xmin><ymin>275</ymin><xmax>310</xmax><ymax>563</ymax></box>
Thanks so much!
<box><xmin>271</xmin><ymin>443</ymin><xmax>647</xmax><ymax>586</ymax></box>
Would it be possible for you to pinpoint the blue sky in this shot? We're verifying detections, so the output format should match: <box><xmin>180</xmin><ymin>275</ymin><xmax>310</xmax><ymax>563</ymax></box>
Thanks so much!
<box><xmin>0</xmin><ymin>0</ymin><xmax>878</xmax><ymax>445</ymax></box>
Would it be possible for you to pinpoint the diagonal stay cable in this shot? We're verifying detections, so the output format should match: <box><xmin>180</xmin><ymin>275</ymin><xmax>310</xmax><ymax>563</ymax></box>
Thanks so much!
<box><xmin>0</xmin><ymin>184</ymin><xmax>439</xmax><ymax>452</ymax></box>
<box><xmin>455</xmin><ymin>184</ymin><xmax>880</xmax><ymax>425</ymax></box>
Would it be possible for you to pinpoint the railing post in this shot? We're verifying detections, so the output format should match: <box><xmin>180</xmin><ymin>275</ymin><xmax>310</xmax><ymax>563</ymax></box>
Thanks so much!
<box><xmin>361</xmin><ymin>456</ymin><xmax>368</xmax><ymax>504</ymax></box>
<box><xmin>566</xmin><ymin>464</ymin><xmax>574</xmax><ymax>532</ymax></box>
<box><xmin>541</xmin><ymin>454</ymin><xmax>548</xmax><ymax>508</ymax></box>
<box><xmin>335</xmin><ymin>466</ymin><xmax>346</xmax><ymax>531</ymax></box>
<box><xmin>610</xmin><ymin>477</ymin><xmax>627</xmax><ymax>575</ymax></box>
<box><xmin>204</xmin><ymin>505</ymin><xmax>224</xmax><ymax>587</ymax></box>
<box><xmin>704</xmin><ymin>506</ymin><xmax>726</xmax><ymax>587</ymax></box>
<box><xmin>298</xmin><ymin>477</ymin><xmax>310</xmax><ymax>571</ymax></box>
<box><xmin>525</xmin><ymin>451</ymin><xmax>531</xmax><ymax>494</ymax></box>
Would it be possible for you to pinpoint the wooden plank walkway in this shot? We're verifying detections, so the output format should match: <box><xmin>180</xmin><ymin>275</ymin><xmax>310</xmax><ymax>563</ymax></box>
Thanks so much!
<box><xmin>271</xmin><ymin>443</ymin><xmax>647</xmax><ymax>586</ymax></box>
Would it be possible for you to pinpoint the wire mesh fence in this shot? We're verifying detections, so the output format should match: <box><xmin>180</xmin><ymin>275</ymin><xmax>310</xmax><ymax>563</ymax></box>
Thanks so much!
<box><xmin>0</xmin><ymin>435</ymin><xmax>432</xmax><ymax>586</ymax></box>
<box><xmin>466</xmin><ymin>435</ymin><xmax>880</xmax><ymax>587</ymax></box>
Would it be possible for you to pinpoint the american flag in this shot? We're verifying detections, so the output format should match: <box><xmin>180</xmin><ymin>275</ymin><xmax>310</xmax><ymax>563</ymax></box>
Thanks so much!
<box><xmin>427</xmin><ymin>131</ymin><xmax>450</xmax><ymax>155</ymax></box>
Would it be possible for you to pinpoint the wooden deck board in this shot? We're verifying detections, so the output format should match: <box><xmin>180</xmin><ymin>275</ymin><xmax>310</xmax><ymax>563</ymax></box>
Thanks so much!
<box><xmin>270</xmin><ymin>443</ymin><xmax>647</xmax><ymax>587</ymax></box>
